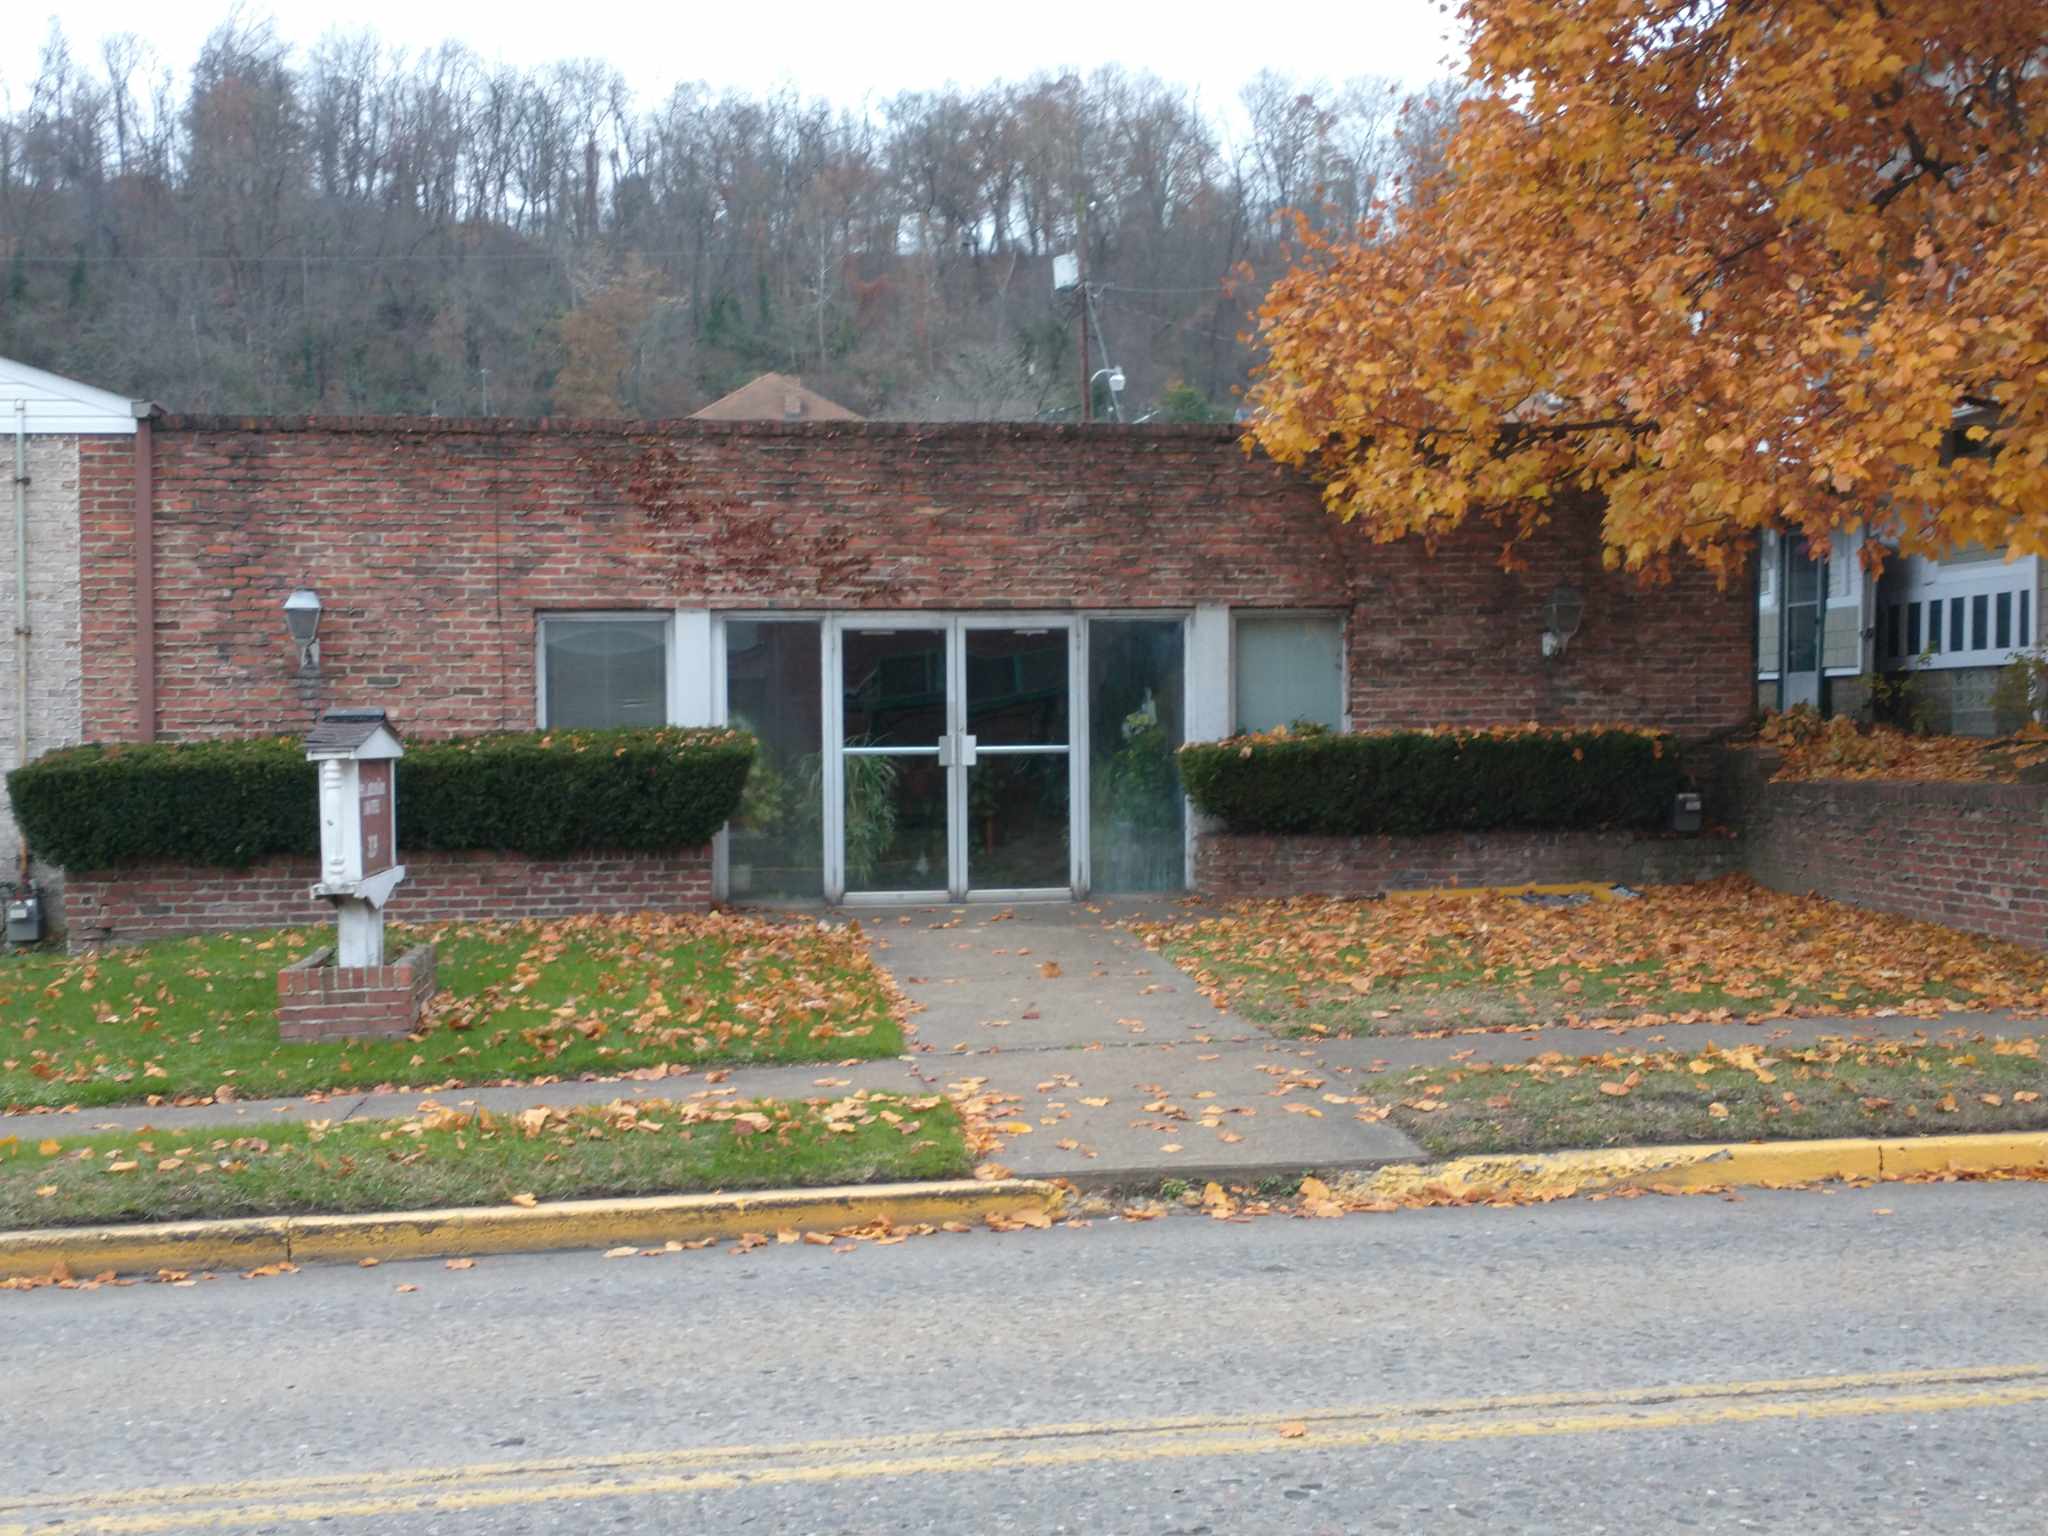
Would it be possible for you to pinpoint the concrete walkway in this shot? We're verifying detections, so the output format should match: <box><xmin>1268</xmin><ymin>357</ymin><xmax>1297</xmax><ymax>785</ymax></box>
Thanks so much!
<box><xmin>23</xmin><ymin>899</ymin><xmax>2044</xmax><ymax>1189</ymax></box>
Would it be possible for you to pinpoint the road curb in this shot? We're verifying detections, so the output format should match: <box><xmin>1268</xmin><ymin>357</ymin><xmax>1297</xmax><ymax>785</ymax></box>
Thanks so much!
<box><xmin>1358</xmin><ymin>1131</ymin><xmax>2048</xmax><ymax>1202</ymax></box>
<box><xmin>0</xmin><ymin>1179</ymin><xmax>1063</xmax><ymax>1279</ymax></box>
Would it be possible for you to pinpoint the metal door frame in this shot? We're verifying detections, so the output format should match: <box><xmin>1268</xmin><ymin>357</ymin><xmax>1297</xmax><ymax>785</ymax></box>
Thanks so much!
<box><xmin>825</xmin><ymin>613</ymin><xmax>1081</xmax><ymax>905</ymax></box>
<box><xmin>1780</xmin><ymin>536</ymin><xmax>1826</xmax><ymax>710</ymax></box>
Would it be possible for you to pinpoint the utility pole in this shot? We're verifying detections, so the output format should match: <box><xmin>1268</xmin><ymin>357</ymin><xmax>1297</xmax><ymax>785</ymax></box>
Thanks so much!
<box><xmin>1075</xmin><ymin>90</ymin><xmax>1091</xmax><ymax>424</ymax></box>
<box><xmin>1076</xmin><ymin>214</ymin><xmax>1090</xmax><ymax>424</ymax></box>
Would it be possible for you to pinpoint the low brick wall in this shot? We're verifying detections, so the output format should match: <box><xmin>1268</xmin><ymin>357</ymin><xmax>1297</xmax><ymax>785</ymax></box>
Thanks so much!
<box><xmin>63</xmin><ymin>846</ymin><xmax>713</xmax><ymax>946</ymax></box>
<box><xmin>1725</xmin><ymin>751</ymin><xmax>2048</xmax><ymax>950</ymax></box>
<box><xmin>277</xmin><ymin>943</ymin><xmax>439</xmax><ymax>1040</ymax></box>
<box><xmin>1193</xmin><ymin>823</ymin><xmax>1741</xmax><ymax>900</ymax></box>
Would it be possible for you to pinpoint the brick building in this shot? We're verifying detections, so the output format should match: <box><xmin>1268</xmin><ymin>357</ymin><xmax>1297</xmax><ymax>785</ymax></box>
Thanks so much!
<box><xmin>52</xmin><ymin>413</ymin><xmax>1755</xmax><ymax>918</ymax></box>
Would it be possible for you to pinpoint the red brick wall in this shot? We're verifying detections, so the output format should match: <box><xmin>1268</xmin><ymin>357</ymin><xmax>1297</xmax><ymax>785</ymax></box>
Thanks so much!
<box><xmin>1194</xmin><ymin>826</ymin><xmax>1741</xmax><ymax>900</ymax></box>
<box><xmin>1726</xmin><ymin>752</ymin><xmax>2048</xmax><ymax>950</ymax></box>
<box><xmin>277</xmin><ymin>943</ymin><xmax>439</xmax><ymax>1041</ymax></box>
<box><xmin>63</xmin><ymin>847</ymin><xmax>712</xmax><ymax>946</ymax></box>
<box><xmin>78</xmin><ymin>419</ymin><xmax>1755</xmax><ymax>745</ymax></box>
<box><xmin>77</xmin><ymin>437</ymin><xmax>142</xmax><ymax>740</ymax></box>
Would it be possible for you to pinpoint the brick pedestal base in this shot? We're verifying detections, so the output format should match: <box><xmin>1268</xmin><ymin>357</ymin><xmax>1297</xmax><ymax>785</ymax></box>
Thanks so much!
<box><xmin>277</xmin><ymin>943</ymin><xmax>438</xmax><ymax>1041</ymax></box>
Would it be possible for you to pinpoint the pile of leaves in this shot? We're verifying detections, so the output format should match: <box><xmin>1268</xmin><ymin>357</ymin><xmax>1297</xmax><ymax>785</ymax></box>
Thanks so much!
<box><xmin>1369</xmin><ymin>1035</ymin><xmax>2048</xmax><ymax>1157</ymax></box>
<box><xmin>1138</xmin><ymin>876</ymin><xmax>2048</xmax><ymax>1036</ymax></box>
<box><xmin>1756</xmin><ymin>709</ymin><xmax>2048</xmax><ymax>784</ymax></box>
<box><xmin>1177</xmin><ymin>723</ymin><xmax>1680</xmax><ymax>836</ymax></box>
<box><xmin>1</xmin><ymin>911</ymin><xmax>907</xmax><ymax>1110</ymax></box>
<box><xmin>0</xmin><ymin>1089</ymin><xmax>967</xmax><ymax>1229</ymax></box>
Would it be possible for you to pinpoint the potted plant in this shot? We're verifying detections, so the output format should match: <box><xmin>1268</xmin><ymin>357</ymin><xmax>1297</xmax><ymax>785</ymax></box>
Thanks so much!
<box><xmin>1092</xmin><ymin>693</ymin><xmax>1181</xmax><ymax>891</ymax></box>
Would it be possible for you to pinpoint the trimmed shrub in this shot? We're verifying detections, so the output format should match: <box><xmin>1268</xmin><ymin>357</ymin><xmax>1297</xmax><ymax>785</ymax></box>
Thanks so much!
<box><xmin>7</xmin><ymin>727</ymin><xmax>755</xmax><ymax>870</ymax></box>
<box><xmin>1177</xmin><ymin>725</ymin><xmax>1681</xmax><ymax>836</ymax></box>
<box><xmin>400</xmin><ymin>728</ymin><xmax>755</xmax><ymax>857</ymax></box>
<box><xmin>7</xmin><ymin>736</ymin><xmax>311</xmax><ymax>871</ymax></box>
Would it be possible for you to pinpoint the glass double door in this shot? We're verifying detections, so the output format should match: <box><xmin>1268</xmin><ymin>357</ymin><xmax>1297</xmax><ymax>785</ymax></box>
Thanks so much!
<box><xmin>831</xmin><ymin>617</ymin><xmax>1075</xmax><ymax>902</ymax></box>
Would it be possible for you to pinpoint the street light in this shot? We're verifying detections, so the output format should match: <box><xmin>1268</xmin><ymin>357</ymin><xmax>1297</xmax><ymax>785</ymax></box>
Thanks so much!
<box><xmin>1089</xmin><ymin>367</ymin><xmax>1127</xmax><ymax>423</ymax></box>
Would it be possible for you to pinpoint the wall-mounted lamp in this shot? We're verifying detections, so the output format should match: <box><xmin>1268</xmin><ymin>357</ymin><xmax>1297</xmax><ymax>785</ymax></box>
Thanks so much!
<box><xmin>1541</xmin><ymin>584</ymin><xmax>1585</xmax><ymax>659</ymax></box>
<box><xmin>284</xmin><ymin>588</ymin><xmax>322</xmax><ymax>671</ymax></box>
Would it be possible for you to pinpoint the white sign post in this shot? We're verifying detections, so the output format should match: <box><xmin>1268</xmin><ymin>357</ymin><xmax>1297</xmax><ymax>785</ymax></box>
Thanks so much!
<box><xmin>305</xmin><ymin>709</ymin><xmax>408</xmax><ymax>967</ymax></box>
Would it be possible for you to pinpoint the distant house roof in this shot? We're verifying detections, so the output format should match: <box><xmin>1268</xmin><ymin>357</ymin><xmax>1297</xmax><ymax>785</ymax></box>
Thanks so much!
<box><xmin>691</xmin><ymin>372</ymin><xmax>860</xmax><ymax>423</ymax></box>
<box><xmin>0</xmin><ymin>354</ymin><xmax>146</xmax><ymax>435</ymax></box>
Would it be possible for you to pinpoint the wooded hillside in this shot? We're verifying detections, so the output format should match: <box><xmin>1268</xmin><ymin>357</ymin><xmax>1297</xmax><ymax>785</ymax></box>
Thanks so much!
<box><xmin>0</xmin><ymin>20</ymin><xmax>1455</xmax><ymax>420</ymax></box>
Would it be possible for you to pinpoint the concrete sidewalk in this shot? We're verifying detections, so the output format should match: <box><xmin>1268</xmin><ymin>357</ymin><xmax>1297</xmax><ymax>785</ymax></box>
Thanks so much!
<box><xmin>17</xmin><ymin>899</ymin><xmax>2042</xmax><ymax>1188</ymax></box>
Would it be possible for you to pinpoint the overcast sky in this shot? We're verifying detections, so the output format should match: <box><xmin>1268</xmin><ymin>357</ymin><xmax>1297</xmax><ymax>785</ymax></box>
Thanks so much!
<box><xmin>5</xmin><ymin>0</ymin><xmax>1468</xmax><ymax>121</ymax></box>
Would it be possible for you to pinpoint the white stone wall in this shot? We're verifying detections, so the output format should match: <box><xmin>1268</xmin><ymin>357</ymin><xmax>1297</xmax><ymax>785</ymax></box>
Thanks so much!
<box><xmin>0</xmin><ymin>434</ymin><xmax>84</xmax><ymax>912</ymax></box>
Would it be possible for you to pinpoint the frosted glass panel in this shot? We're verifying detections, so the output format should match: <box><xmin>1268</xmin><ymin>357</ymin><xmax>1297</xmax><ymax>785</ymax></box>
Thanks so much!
<box><xmin>1233</xmin><ymin>616</ymin><xmax>1343</xmax><ymax>733</ymax></box>
<box><xmin>542</xmin><ymin>618</ymin><xmax>668</xmax><ymax>728</ymax></box>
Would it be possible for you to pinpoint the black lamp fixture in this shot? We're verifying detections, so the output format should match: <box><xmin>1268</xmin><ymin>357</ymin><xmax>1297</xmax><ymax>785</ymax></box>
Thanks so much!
<box><xmin>1541</xmin><ymin>583</ymin><xmax>1585</xmax><ymax>658</ymax></box>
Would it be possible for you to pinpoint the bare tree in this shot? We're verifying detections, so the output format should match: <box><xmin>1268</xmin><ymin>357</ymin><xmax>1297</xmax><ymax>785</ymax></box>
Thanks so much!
<box><xmin>0</xmin><ymin>16</ymin><xmax>1445</xmax><ymax>420</ymax></box>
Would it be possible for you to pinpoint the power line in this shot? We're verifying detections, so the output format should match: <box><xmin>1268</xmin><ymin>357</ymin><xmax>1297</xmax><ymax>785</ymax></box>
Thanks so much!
<box><xmin>1</xmin><ymin>250</ymin><xmax>597</xmax><ymax>265</ymax></box>
<box><xmin>1097</xmin><ymin>280</ymin><xmax>1231</xmax><ymax>296</ymax></box>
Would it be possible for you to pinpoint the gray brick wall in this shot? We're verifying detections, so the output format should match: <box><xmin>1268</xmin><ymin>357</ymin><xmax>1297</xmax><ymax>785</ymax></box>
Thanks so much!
<box><xmin>0</xmin><ymin>434</ymin><xmax>85</xmax><ymax>913</ymax></box>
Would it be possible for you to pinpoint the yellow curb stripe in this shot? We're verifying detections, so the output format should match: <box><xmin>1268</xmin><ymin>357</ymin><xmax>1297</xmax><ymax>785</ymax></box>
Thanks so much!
<box><xmin>1363</xmin><ymin>1129</ymin><xmax>2048</xmax><ymax>1202</ymax></box>
<box><xmin>9</xmin><ymin>1370</ymin><xmax>2044</xmax><ymax>1534</ymax></box>
<box><xmin>0</xmin><ymin>1216</ymin><xmax>292</xmax><ymax>1281</ymax></box>
<box><xmin>8</xmin><ymin>1363</ymin><xmax>2033</xmax><ymax>1517</ymax></box>
<box><xmin>0</xmin><ymin>1179</ymin><xmax>1059</xmax><ymax>1279</ymax></box>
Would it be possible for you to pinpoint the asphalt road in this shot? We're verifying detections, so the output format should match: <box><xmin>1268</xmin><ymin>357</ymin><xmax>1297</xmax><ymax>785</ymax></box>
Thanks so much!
<box><xmin>8</xmin><ymin>1182</ymin><xmax>2048</xmax><ymax>1534</ymax></box>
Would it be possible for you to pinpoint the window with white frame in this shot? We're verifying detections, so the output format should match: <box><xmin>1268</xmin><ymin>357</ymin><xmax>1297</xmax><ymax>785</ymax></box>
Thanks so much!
<box><xmin>1875</xmin><ymin>554</ymin><xmax>2037</xmax><ymax>670</ymax></box>
<box><xmin>1233</xmin><ymin>613</ymin><xmax>1344</xmax><ymax>733</ymax></box>
<box><xmin>539</xmin><ymin>614</ymin><xmax>671</xmax><ymax>727</ymax></box>
<box><xmin>1756</xmin><ymin>529</ymin><xmax>1781</xmax><ymax>679</ymax></box>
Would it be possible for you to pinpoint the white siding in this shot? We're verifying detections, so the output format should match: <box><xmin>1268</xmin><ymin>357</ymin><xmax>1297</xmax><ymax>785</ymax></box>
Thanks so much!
<box><xmin>0</xmin><ymin>436</ymin><xmax>86</xmax><ymax>902</ymax></box>
<box><xmin>1</xmin><ymin>357</ymin><xmax>139</xmax><ymax>435</ymax></box>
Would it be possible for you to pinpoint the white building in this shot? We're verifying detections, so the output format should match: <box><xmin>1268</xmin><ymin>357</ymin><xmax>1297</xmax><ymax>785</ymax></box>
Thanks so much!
<box><xmin>2</xmin><ymin>356</ymin><xmax>146</xmax><ymax>915</ymax></box>
<box><xmin>1757</xmin><ymin>406</ymin><xmax>2045</xmax><ymax>735</ymax></box>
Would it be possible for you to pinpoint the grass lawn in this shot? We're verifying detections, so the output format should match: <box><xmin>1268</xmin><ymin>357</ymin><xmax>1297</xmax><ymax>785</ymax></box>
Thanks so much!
<box><xmin>0</xmin><ymin>1092</ymin><xmax>966</xmax><ymax>1229</ymax></box>
<box><xmin>1380</xmin><ymin>1036</ymin><xmax>2048</xmax><ymax>1157</ymax></box>
<box><xmin>1142</xmin><ymin>877</ymin><xmax>2048</xmax><ymax>1037</ymax></box>
<box><xmin>1</xmin><ymin>911</ymin><xmax>906</xmax><ymax>1111</ymax></box>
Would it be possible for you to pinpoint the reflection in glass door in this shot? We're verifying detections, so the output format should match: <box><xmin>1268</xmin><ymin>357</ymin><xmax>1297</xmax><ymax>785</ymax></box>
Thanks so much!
<box><xmin>829</xmin><ymin>618</ymin><xmax>1077</xmax><ymax>902</ymax></box>
<box><xmin>839</xmin><ymin>625</ymin><xmax>950</xmax><ymax>897</ymax></box>
<box><xmin>962</xmin><ymin>625</ymin><xmax>1072</xmax><ymax>895</ymax></box>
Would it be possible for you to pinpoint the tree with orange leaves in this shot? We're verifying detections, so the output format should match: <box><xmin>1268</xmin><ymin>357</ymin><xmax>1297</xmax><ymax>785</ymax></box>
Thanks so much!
<box><xmin>1247</xmin><ymin>1</ymin><xmax>2048</xmax><ymax>583</ymax></box>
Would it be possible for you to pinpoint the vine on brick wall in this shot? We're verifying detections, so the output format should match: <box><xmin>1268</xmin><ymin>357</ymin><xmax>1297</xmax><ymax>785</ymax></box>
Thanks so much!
<box><xmin>577</xmin><ymin>440</ymin><xmax>898</xmax><ymax>602</ymax></box>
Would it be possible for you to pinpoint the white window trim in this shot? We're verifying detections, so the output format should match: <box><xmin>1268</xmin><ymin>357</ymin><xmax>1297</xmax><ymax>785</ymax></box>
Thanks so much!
<box><xmin>534</xmin><ymin>611</ymin><xmax>676</xmax><ymax>729</ymax></box>
<box><xmin>1229</xmin><ymin>609</ymin><xmax>1350</xmax><ymax>735</ymax></box>
<box><xmin>1756</xmin><ymin>529</ymin><xmax>1781</xmax><ymax>681</ymax></box>
<box><xmin>1876</xmin><ymin>553</ymin><xmax>2039</xmax><ymax>671</ymax></box>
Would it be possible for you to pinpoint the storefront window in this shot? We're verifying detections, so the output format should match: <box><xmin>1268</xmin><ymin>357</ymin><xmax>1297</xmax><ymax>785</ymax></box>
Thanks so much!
<box><xmin>724</xmin><ymin>620</ymin><xmax>825</xmax><ymax>899</ymax></box>
<box><xmin>1232</xmin><ymin>614</ymin><xmax>1343</xmax><ymax>733</ymax></box>
<box><xmin>1088</xmin><ymin>619</ymin><xmax>1185</xmax><ymax>891</ymax></box>
<box><xmin>539</xmin><ymin>616</ymin><xmax>668</xmax><ymax>728</ymax></box>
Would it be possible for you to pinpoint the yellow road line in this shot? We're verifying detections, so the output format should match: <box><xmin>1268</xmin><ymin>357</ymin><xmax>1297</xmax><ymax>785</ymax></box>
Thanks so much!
<box><xmin>4</xmin><ymin>1361</ymin><xmax>2035</xmax><ymax>1516</ymax></box>
<box><xmin>6</xmin><ymin>1364</ymin><xmax>2045</xmax><ymax>1535</ymax></box>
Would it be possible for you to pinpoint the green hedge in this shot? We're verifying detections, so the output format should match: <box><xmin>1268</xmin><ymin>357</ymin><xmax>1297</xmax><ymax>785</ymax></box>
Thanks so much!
<box><xmin>7</xmin><ymin>728</ymin><xmax>755</xmax><ymax>870</ymax></box>
<box><xmin>1176</xmin><ymin>726</ymin><xmax>1681</xmax><ymax>836</ymax></box>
